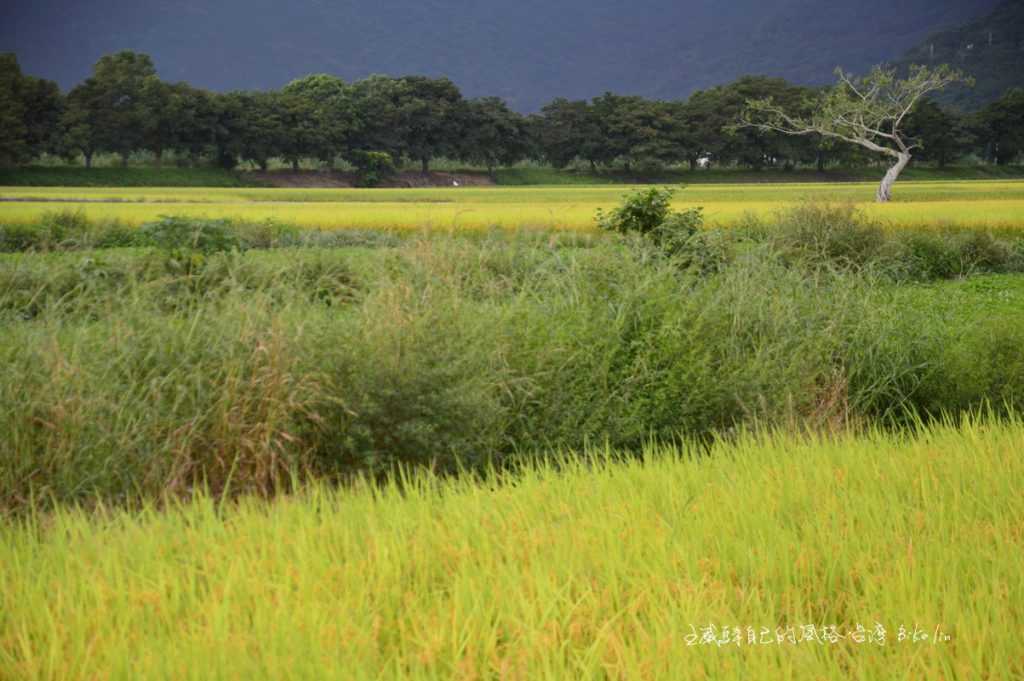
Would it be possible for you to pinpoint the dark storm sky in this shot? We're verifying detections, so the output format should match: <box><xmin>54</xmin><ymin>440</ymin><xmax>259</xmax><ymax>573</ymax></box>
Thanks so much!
<box><xmin>0</xmin><ymin>0</ymin><xmax>1002</xmax><ymax>110</ymax></box>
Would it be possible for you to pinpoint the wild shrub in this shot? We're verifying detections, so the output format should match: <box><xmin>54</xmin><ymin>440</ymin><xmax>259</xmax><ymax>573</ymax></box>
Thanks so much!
<box><xmin>766</xmin><ymin>201</ymin><xmax>887</xmax><ymax>270</ymax></box>
<box><xmin>2</xmin><ymin>230</ymin><xmax>1023</xmax><ymax>510</ymax></box>
<box><xmin>595</xmin><ymin>186</ymin><xmax>676</xmax><ymax>236</ymax></box>
<box><xmin>39</xmin><ymin>209</ymin><xmax>92</xmax><ymax>248</ymax></box>
<box><xmin>137</xmin><ymin>216</ymin><xmax>242</xmax><ymax>254</ymax></box>
<box><xmin>0</xmin><ymin>223</ymin><xmax>42</xmax><ymax>252</ymax></box>
<box><xmin>595</xmin><ymin>186</ymin><xmax>724</xmax><ymax>272</ymax></box>
<box><xmin>351</xmin><ymin>151</ymin><xmax>397</xmax><ymax>188</ymax></box>
<box><xmin>889</xmin><ymin>230</ymin><xmax>1023</xmax><ymax>281</ymax></box>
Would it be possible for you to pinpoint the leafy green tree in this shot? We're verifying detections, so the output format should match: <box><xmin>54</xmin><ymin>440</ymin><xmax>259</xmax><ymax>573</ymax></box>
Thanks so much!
<box><xmin>279</xmin><ymin>74</ymin><xmax>353</xmax><ymax>169</ymax></box>
<box><xmin>904</xmin><ymin>99</ymin><xmax>968</xmax><ymax>168</ymax></box>
<box><xmin>348</xmin><ymin>75</ymin><xmax>411</xmax><ymax>165</ymax></box>
<box><xmin>218</xmin><ymin>91</ymin><xmax>283</xmax><ymax>171</ymax></box>
<box><xmin>587</xmin><ymin>94</ymin><xmax>640</xmax><ymax>172</ymax></box>
<box><xmin>0</xmin><ymin>53</ymin><xmax>30</xmax><ymax>166</ymax></box>
<box><xmin>89</xmin><ymin>51</ymin><xmax>159</xmax><ymax>166</ymax></box>
<box><xmin>973</xmin><ymin>88</ymin><xmax>1024</xmax><ymax>165</ymax></box>
<box><xmin>694</xmin><ymin>76</ymin><xmax>819</xmax><ymax>170</ymax></box>
<box><xmin>20</xmin><ymin>75</ymin><xmax>63</xmax><ymax>159</ymax></box>
<box><xmin>275</xmin><ymin>90</ymin><xmax>319</xmax><ymax>171</ymax></box>
<box><xmin>743</xmin><ymin>65</ymin><xmax>970</xmax><ymax>201</ymax></box>
<box><xmin>176</xmin><ymin>87</ymin><xmax>222</xmax><ymax>166</ymax></box>
<box><xmin>60</xmin><ymin>78</ymin><xmax>104</xmax><ymax>167</ymax></box>
<box><xmin>458</xmin><ymin>97</ymin><xmax>531</xmax><ymax>176</ymax></box>
<box><xmin>592</xmin><ymin>94</ymin><xmax>685</xmax><ymax>172</ymax></box>
<box><xmin>531</xmin><ymin>98</ymin><xmax>603</xmax><ymax>170</ymax></box>
<box><xmin>663</xmin><ymin>100</ymin><xmax>703</xmax><ymax>170</ymax></box>
<box><xmin>398</xmin><ymin>76</ymin><xmax>464</xmax><ymax>174</ymax></box>
<box><xmin>139</xmin><ymin>78</ymin><xmax>181</xmax><ymax>167</ymax></box>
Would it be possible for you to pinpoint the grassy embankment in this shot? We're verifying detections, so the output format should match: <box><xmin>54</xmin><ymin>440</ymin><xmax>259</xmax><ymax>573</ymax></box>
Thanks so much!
<box><xmin>2</xmin><ymin>418</ymin><xmax>1022</xmax><ymax>680</ymax></box>
<box><xmin>492</xmin><ymin>164</ymin><xmax>1024</xmax><ymax>185</ymax></box>
<box><xmin>0</xmin><ymin>166</ymin><xmax>253</xmax><ymax>188</ymax></box>
<box><xmin>2</xmin><ymin>202</ymin><xmax>1023</xmax><ymax>509</ymax></box>
<box><xmin>4</xmin><ymin>164</ymin><xmax>1024</xmax><ymax>188</ymax></box>
<box><xmin>4</xmin><ymin>180</ymin><xmax>1024</xmax><ymax>231</ymax></box>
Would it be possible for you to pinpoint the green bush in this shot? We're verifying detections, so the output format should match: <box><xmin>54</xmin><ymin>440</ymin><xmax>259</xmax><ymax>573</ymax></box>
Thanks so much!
<box><xmin>2</xmin><ymin>227</ymin><xmax>1023</xmax><ymax>510</ymax></box>
<box><xmin>765</xmin><ymin>202</ymin><xmax>887</xmax><ymax>270</ymax></box>
<box><xmin>137</xmin><ymin>216</ymin><xmax>242</xmax><ymax>254</ymax></box>
<box><xmin>351</xmin><ymin>151</ymin><xmax>397</xmax><ymax>188</ymax></box>
<box><xmin>0</xmin><ymin>223</ymin><xmax>42</xmax><ymax>252</ymax></box>
<box><xmin>595</xmin><ymin>186</ymin><xmax>676</xmax><ymax>236</ymax></box>
<box><xmin>889</xmin><ymin>230</ymin><xmax>1022</xmax><ymax>281</ymax></box>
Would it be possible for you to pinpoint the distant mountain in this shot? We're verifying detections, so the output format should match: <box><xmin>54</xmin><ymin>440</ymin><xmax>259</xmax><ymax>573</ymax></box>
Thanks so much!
<box><xmin>895</xmin><ymin>0</ymin><xmax>1024</xmax><ymax>110</ymax></box>
<box><xmin>0</xmin><ymin>0</ymin><xmax>1004</xmax><ymax>111</ymax></box>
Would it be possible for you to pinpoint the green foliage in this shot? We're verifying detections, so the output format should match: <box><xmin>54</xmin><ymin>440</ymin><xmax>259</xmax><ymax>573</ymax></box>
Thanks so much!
<box><xmin>137</xmin><ymin>216</ymin><xmax>242</xmax><ymax>254</ymax></box>
<box><xmin>459</xmin><ymin>97</ymin><xmax>532</xmax><ymax>173</ymax></box>
<box><xmin>2</xmin><ymin>223</ymin><xmax>1024</xmax><ymax>509</ymax></box>
<box><xmin>973</xmin><ymin>88</ymin><xmax>1024</xmax><ymax>166</ymax></box>
<box><xmin>5</xmin><ymin>44</ymin><xmax>1024</xmax><ymax>176</ymax></box>
<box><xmin>0</xmin><ymin>53</ymin><xmax>30</xmax><ymax>166</ymax></box>
<box><xmin>531</xmin><ymin>98</ymin><xmax>604</xmax><ymax>170</ymax></box>
<box><xmin>595</xmin><ymin>187</ymin><xmax>718</xmax><ymax>271</ymax></box>
<box><xmin>595</xmin><ymin>186</ymin><xmax>676</xmax><ymax>236</ymax></box>
<box><xmin>763</xmin><ymin>202</ymin><xmax>888</xmax><ymax>270</ymax></box>
<box><xmin>905</xmin><ymin>99</ymin><xmax>969</xmax><ymax>168</ymax></box>
<box><xmin>350</xmin><ymin>150</ymin><xmax>397</xmax><ymax>188</ymax></box>
<box><xmin>398</xmin><ymin>76</ymin><xmax>465</xmax><ymax>173</ymax></box>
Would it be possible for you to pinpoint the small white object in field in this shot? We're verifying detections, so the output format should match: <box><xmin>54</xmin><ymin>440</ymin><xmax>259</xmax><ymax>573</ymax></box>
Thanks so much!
<box><xmin>452</xmin><ymin>180</ymin><xmax>460</xmax><ymax>187</ymax></box>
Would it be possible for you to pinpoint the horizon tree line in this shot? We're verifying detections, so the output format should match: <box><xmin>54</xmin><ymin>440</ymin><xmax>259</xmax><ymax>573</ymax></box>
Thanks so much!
<box><xmin>2</xmin><ymin>50</ymin><xmax>1023</xmax><ymax>179</ymax></box>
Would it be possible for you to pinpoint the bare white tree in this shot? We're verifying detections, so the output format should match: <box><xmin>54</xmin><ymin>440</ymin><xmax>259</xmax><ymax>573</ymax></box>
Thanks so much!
<box><xmin>741</xmin><ymin>65</ymin><xmax>971</xmax><ymax>202</ymax></box>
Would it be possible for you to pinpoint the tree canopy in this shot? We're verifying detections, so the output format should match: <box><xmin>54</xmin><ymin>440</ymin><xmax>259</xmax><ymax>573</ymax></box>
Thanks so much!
<box><xmin>741</xmin><ymin>65</ymin><xmax>972</xmax><ymax>201</ymax></box>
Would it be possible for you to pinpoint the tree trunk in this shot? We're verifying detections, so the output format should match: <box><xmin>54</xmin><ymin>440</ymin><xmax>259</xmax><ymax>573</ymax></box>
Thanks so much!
<box><xmin>688</xmin><ymin>157</ymin><xmax>697</xmax><ymax>171</ymax></box>
<box><xmin>84</xmin><ymin>152</ymin><xmax>93</xmax><ymax>169</ymax></box>
<box><xmin>154</xmin><ymin>149</ymin><xmax>163</xmax><ymax>169</ymax></box>
<box><xmin>816</xmin><ymin>151</ymin><xmax>826</xmax><ymax>173</ymax></box>
<box><xmin>292</xmin><ymin>159</ymin><xmax>299</xmax><ymax>172</ymax></box>
<box><xmin>876</xmin><ymin>152</ymin><xmax>911</xmax><ymax>203</ymax></box>
<box><xmin>421</xmin><ymin>157</ymin><xmax>429</xmax><ymax>175</ymax></box>
<box><xmin>121</xmin><ymin>153</ymin><xmax>129</xmax><ymax>168</ymax></box>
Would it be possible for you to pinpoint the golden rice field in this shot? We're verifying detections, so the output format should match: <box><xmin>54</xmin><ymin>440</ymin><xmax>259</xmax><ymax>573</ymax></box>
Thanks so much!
<box><xmin>3</xmin><ymin>180</ymin><xmax>1024</xmax><ymax>230</ymax></box>
<box><xmin>2</xmin><ymin>420</ymin><xmax>1022</xmax><ymax>680</ymax></box>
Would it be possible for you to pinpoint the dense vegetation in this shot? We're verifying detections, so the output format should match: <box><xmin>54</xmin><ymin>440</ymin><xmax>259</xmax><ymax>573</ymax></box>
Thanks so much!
<box><xmin>3</xmin><ymin>50</ymin><xmax>1024</xmax><ymax>182</ymax></box>
<box><xmin>2</xmin><ymin>203</ymin><xmax>1023</xmax><ymax>511</ymax></box>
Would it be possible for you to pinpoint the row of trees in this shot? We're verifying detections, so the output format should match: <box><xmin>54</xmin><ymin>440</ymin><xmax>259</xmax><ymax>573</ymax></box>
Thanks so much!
<box><xmin>2</xmin><ymin>50</ymin><xmax>1024</xmax><ymax>175</ymax></box>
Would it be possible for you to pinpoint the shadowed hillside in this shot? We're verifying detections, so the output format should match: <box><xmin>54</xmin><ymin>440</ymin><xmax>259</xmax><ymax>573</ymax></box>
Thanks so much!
<box><xmin>0</xmin><ymin>0</ymin><xmax>1001</xmax><ymax>110</ymax></box>
<box><xmin>896</xmin><ymin>0</ymin><xmax>1024</xmax><ymax>109</ymax></box>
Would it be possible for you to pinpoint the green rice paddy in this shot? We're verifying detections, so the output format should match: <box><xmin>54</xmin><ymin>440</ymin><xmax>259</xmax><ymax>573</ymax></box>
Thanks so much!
<box><xmin>4</xmin><ymin>180</ymin><xmax>1024</xmax><ymax>230</ymax></box>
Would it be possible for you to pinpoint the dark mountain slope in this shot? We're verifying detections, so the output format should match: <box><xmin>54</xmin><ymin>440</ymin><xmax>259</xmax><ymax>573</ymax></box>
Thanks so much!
<box><xmin>895</xmin><ymin>0</ymin><xmax>1024</xmax><ymax>109</ymax></box>
<box><xmin>0</xmin><ymin>0</ymin><xmax>1002</xmax><ymax>110</ymax></box>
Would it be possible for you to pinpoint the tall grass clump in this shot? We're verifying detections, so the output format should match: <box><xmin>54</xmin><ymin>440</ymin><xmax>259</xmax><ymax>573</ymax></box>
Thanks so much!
<box><xmin>735</xmin><ymin>201</ymin><xmax>1024</xmax><ymax>280</ymax></box>
<box><xmin>1</xmin><ymin>214</ymin><xmax>1023</xmax><ymax>510</ymax></box>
